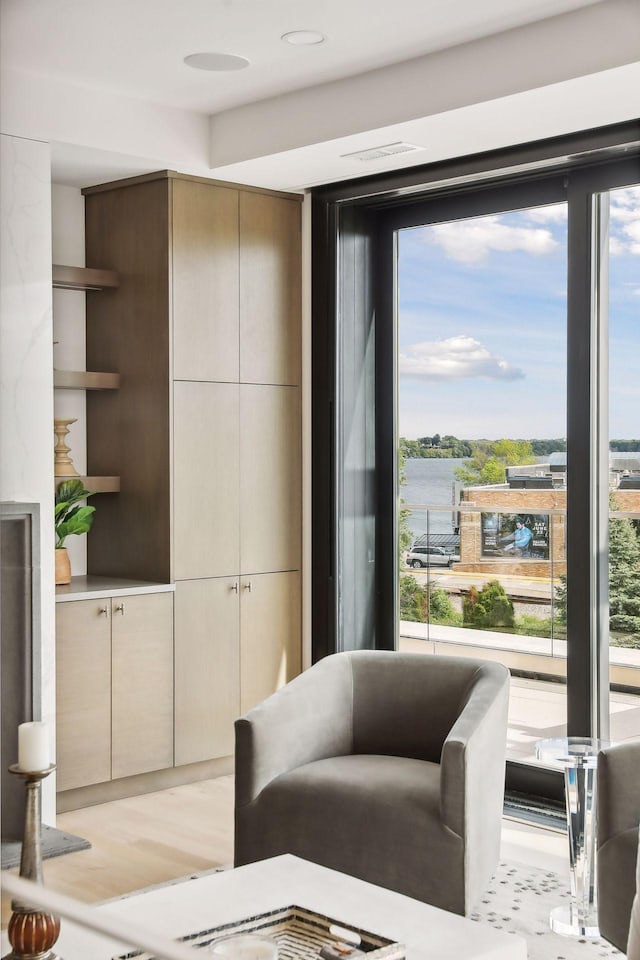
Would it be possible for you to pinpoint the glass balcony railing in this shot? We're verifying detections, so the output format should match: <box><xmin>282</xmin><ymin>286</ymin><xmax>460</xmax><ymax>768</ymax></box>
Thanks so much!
<box><xmin>398</xmin><ymin>502</ymin><xmax>640</xmax><ymax>676</ymax></box>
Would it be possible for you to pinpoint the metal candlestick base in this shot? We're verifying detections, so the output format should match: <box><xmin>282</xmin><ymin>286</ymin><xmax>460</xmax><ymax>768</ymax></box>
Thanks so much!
<box><xmin>3</xmin><ymin>765</ymin><xmax>61</xmax><ymax>960</ymax></box>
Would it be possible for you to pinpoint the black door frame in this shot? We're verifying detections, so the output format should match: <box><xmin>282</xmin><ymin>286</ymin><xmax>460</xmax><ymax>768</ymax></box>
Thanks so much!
<box><xmin>311</xmin><ymin>120</ymin><xmax>640</xmax><ymax>796</ymax></box>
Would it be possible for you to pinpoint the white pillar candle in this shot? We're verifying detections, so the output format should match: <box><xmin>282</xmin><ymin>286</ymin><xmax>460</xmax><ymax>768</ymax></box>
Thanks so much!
<box><xmin>210</xmin><ymin>936</ymin><xmax>278</xmax><ymax>960</ymax></box>
<box><xmin>18</xmin><ymin>721</ymin><xmax>50</xmax><ymax>771</ymax></box>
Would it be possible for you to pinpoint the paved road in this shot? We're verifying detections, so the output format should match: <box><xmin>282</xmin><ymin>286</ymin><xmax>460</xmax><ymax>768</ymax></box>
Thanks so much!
<box><xmin>402</xmin><ymin>565</ymin><xmax>557</xmax><ymax>601</ymax></box>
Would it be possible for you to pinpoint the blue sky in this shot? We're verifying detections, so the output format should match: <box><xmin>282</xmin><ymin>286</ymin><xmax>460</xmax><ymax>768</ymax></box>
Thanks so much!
<box><xmin>398</xmin><ymin>185</ymin><xmax>640</xmax><ymax>441</ymax></box>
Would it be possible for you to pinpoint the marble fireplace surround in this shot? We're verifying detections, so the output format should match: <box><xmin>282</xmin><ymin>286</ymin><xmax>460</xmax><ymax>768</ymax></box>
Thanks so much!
<box><xmin>0</xmin><ymin>502</ymin><xmax>90</xmax><ymax>866</ymax></box>
<box><xmin>0</xmin><ymin>502</ymin><xmax>41</xmax><ymax>842</ymax></box>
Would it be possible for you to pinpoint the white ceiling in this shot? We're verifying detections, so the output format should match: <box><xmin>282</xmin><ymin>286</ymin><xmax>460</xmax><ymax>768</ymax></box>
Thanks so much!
<box><xmin>0</xmin><ymin>0</ymin><xmax>607</xmax><ymax>113</ymax></box>
<box><xmin>2</xmin><ymin>0</ymin><xmax>638</xmax><ymax>191</ymax></box>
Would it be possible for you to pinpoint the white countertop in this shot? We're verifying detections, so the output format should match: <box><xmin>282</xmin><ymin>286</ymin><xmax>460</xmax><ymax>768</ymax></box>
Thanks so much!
<box><xmin>55</xmin><ymin>575</ymin><xmax>175</xmax><ymax>602</ymax></box>
<box><xmin>39</xmin><ymin>855</ymin><xmax>527</xmax><ymax>960</ymax></box>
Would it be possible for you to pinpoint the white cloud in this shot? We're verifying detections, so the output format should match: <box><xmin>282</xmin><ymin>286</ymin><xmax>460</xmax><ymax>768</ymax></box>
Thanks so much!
<box><xmin>399</xmin><ymin>336</ymin><xmax>525</xmax><ymax>381</ymax></box>
<box><xmin>610</xmin><ymin>186</ymin><xmax>640</xmax><ymax>255</ymax></box>
<box><xmin>523</xmin><ymin>205</ymin><xmax>567</xmax><ymax>225</ymax></box>
<box><xmin>423</xmin><ymin>215</ymin><xmax>558</xmax><ymax>263</ymax></box>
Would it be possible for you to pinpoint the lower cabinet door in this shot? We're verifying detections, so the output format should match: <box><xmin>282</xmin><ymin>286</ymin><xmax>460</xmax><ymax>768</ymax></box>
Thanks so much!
<box><xmin>111</xmin><ymin>592</ymin><xmax>174</xmax><ymax>779</ymax></box>
<box><xmin>56</xmin><ymin>599</ymin><xmax>111</xmax><ymax>791</ymax></box>
<box><xmin>239</xmin><ymin>571</ymin><xmax>301</xmax><ymax>715</ymax></box>
<box><xmin>174</xmin><ymin>578</ymin><xmax>240</xmax><ymax>766</ymax></box>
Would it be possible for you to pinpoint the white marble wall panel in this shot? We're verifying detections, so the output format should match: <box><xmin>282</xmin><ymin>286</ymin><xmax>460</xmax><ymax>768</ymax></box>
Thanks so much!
<box><xmin>0</xmin><ymin>133</ymin><xmax>56</xmax><ymax>822</ymax></box>
<box><xmin>52</xmin><ymin>184</ymin><xmax>87</xmax><ymax>576</ymax></box>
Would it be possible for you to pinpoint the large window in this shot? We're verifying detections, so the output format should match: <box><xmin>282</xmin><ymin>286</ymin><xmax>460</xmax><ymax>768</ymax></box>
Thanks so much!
<box><xmin>606</xmin><ymin>185</ymin><xmax>640</xmax><ymax>743</ymax></box>
<box><xmin>396</xmin><ymin>199</ymin><xmax>569</xmax><ymax>764</ymax></box>
<box><xmin>311</xmin><ymin>123</ymin><xmax>640</xmax><ymax>794</ymax></box>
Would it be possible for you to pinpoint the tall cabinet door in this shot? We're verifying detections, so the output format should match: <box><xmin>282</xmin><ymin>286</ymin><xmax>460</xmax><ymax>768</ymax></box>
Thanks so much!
<box><xmin>240</xmin><ymin>571</ymin><xmax>301</xmax><ymax>714</ymax></box>
<box><xmin>172</xmin><ymin>180</ymin><xmax>240</xmax><ymax>382</ymax></box>
<box><xmin>174</xmin><ymin>578</ymin><xmax>240</xmax><ymax>766</ymax></box>
<box><xmin>240</xmin><ymin>384</ymin><xmax>301</xmax><ymax>575</ymax></box>
<box><xmin>111</xmin><ymin>592</ymin><xmax>174</xmax><ymax>780</ymax></box>
<box><xmin>56</xmin><ymin>600</ymin><xmax>111</xmax><ymax>791</ymax></box>
<box><xmin>173</xmin><ymin>381</ymin><xmax>240</xmax><ymax>579</ymax></box>
<box><xmin>239</xmin><ymin>192</ymin><xmax>301</xmax><ymax>386</ymax></box>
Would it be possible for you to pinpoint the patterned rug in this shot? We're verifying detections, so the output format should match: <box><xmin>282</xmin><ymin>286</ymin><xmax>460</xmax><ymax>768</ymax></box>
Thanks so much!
<box><xmin>109</xmin><ymin>859</ymin><xmax>624</xmax><ymax>959</ymax></box>
<box><xmin>472</xmin><ymin>859</ymin><xmax>622</xmax><ymax>959</ymax></box>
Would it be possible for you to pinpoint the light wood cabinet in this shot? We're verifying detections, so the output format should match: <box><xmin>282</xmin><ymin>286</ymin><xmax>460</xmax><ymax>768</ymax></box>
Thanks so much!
<box><xmin>239</xmin><ymin>572</ymin><xmax>301</xmax><ymax>714</ymax></box>
<box><xmin>174</xmin><ymin>572</ymin><xmax>301</xmax><ymax>758</ymax></box>
<box><xmin>84</xmin><ymin>173</ymin><xmax>303</xmax><ymax>587</ymax></box>
<box><xmin>239</xmin><ymin>191</ymin><xmax>301</xmax><ymax>386</ymax></box>
<box><xmin>111</xmin><ymin>592</ymin><xmax>174</xmax><ymax>779</ymax></box>
<box><xmin>240</xmin><ymin>384</ymin><xmax>301</xmax><ymax>575</ymax></box>
<box><xmin>172</xmin><ymin>181</ymin><xmax>239</xmax><ymax>383</ymax></box>
<box><xmin>56</xmin><ymin>591</ymin><xmax>174</xmax><ymax>791</ymax></box>
<box><xmin>173</xmin><ymin>382</ymin><xmax>240</xmax><ymax>580</ymax></box>
<box><xmin>56</xmin><ymin>599</ymin><xmax>111</xmax><ymax>792</ymax></box>
<box><xmin>174</xmin><ymin>578</ymin><xmax>240</xmax><ymax>766</ymax></box>
<box><xmin>71</xmin><ymin>172</ymin><xmax>303</xmax><ymax>798</ymax></box>
<box><xmin>173</xmin><ymin>382</ymin><xmax>301</xmax><ymax>580</ymax></box>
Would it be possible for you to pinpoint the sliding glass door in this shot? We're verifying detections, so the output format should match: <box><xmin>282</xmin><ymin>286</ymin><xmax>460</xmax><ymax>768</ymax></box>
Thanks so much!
<box><xmin>311</xmin><ymin>124</ymin><xmax>640</xmax><ymax>796</ymax></box>
<box><xmin>606</xmin><ymin>184</ymin><xmax>640</xmax><ymax>743</ymax></box>
<box><xmin>388</xmin><ymin>170</ymin><xmax>640</xmax><ymax>777</ymax></box>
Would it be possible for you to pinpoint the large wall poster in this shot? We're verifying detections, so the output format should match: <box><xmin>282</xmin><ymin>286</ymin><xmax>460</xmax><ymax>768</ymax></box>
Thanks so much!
<box><xmin>480</xmin><ymin>512</ymin><xmax>549</xmax><ymax>559</ymax></box>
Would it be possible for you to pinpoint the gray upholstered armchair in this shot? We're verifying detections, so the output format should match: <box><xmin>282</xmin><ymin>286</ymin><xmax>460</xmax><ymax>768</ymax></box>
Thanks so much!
<box><xmin>234</xmin><ymin>650</ymin><xmax>510</xmax><ymax>915</ymax></box>
<box><xmin>597</xmin><ymin>739</ymin><xmax>640</xmax><ymax>954</ymax></box>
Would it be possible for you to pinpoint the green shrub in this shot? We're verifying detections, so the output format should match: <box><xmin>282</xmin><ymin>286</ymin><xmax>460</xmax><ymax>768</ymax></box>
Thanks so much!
<box><xmin>463</xmin><ymin>580</ymin><xmax>515</xmax><ymax>628</ymax></box>
<box><xmin>399</xmin><ymin>576</ymin><xmax>463</xmax><ymax>626</ymax></box>
<box><xmin>399</xmin><ymin>574</ymin><xmax>427</xmax><ymax>623</ymax></box>
<box><xmin>429</xmin><ymin>587</ymin><xmax>461</xmax><ymax>624</ymax></box>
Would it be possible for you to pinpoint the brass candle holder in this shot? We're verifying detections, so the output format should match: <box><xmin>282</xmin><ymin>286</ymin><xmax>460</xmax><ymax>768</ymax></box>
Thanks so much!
<box><xmin>53</xmin><ymin>418</ymin><xmax>79</xmax><ymax>478</ymax></box>
<box><xmin>3</xmin><ymin>765</ymin><xmax>61</xmax><ymax>960</ymax></box>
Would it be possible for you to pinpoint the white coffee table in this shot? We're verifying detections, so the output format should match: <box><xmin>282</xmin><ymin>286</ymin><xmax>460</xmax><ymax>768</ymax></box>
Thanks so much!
<box><xmin>34</xmin><ymin>855</ymin><xmax>528</xmax><ymax>959</ymax></box>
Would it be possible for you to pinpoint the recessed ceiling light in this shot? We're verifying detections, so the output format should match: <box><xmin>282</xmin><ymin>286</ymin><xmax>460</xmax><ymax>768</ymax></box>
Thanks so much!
<box><xmin>184</xmin><ymin>52</ymin><xmax>250</xmax><ymax>72</ymax></box>
<box><xmin>281</xmin><ymin>30</ymin><xmax>326</xmax><ymax>46</ymax></box>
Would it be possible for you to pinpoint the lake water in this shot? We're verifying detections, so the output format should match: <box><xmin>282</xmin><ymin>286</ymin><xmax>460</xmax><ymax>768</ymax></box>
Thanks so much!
<box><xmin>402</xmin><ymin>457</ymin><xmax>468</xmax><ymax>540</ymax></box>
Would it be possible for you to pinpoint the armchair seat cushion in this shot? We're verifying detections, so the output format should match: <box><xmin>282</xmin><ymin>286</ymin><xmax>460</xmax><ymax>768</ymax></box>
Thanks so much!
<box><xmin>236</xmin><ymin>754</ymin><xmax>465</xmax><ymax>912</ymax></box>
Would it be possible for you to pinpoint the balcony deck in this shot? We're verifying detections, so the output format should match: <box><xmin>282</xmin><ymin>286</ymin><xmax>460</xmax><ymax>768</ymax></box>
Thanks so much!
<box><xmin>399</xmin><ymin>624</ymin><xmax>640</xmax><ymax>763</ymax></box>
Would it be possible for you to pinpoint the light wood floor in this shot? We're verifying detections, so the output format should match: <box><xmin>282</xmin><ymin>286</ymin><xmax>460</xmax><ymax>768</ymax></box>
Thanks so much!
<box><xmin>1</xmin><ymin>775</ymin><xmax>234</xmax><ymax>927</ymax></box>
<box><xmin>1</xmin><ymin>773</ymin><xmax>566</xmax><ymax>928</ymax></box>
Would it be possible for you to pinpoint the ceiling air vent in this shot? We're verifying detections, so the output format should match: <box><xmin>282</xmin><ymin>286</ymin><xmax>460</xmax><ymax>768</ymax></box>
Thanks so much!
<box><xmin>340</xmin><ymin>142</ymin><xmax>423</xmax><ymax>162</ymax></box>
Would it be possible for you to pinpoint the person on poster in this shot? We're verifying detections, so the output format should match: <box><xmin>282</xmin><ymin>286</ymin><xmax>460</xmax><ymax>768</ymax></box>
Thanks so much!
<box><xmin>513</xmin><ymin>519</ymin><xmax>533</xmax><ymax>557</ymax></box>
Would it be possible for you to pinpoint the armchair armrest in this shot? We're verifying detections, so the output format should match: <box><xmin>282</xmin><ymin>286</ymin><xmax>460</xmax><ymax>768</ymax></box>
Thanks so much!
<box><xmin>440</xmin><ymin>664</ymin><xmax>510</xmax><ymax>839</ymax></box>
<box><xmin>598</xmin><ymin>740</ymin><xmax>640</xmax><ymax>848</ymax></box>
<box><xmin>235</xmin><ymin>654</ymin><xmax>354</xmax><ymax>808</ymax></box>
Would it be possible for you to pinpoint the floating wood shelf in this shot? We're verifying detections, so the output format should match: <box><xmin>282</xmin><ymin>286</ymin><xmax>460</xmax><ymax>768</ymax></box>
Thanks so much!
<box><xmin>52</xmin><ymin>264</ymin><xmax>119</xmax><ymax>291</ymax></box>
<box><xmin>55</xmin><ymin>476</ymin><xmax>120</xmax><ymax>494</ymax></box>
<box><xmin>54</xmin><ymin>370</ymin><xmax>120</xmax><ymax>390</ymax></box>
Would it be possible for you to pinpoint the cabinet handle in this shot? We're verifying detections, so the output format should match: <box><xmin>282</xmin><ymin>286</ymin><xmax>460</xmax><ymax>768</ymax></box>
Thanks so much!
<box><xmin>230</xmin><ymin>582</ymin><xmax>239</xmax><ymax>594</ymax></box>
<box><xmin>114</xmin><ymin>602</ymin><xmax>125</xmax><ymax>615</ymax></box>
<box><xmin>244</xmin><ymin>580</ymin><xmax>252</xmax><ymax>593</ymax></box>
<box><xmin>99</xmin><ymin>606</ymin><xmax>109</xmax><ymax>618</ymax></box>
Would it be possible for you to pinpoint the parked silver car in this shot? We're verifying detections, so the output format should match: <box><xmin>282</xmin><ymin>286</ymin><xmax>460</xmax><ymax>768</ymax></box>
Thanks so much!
<box><xmin>405</xmin><ymin>545</ymin><xmax>453</xmax><ymax>568</ymax></box>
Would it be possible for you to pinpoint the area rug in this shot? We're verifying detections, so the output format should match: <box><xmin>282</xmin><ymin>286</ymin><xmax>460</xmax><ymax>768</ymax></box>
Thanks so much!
<box><xmin>472</xmin><ymin>859</ymin><xmax>622</xmax><ymax>959</ymax></box>
<box><xmin>1</xmin><ymin>824</ymin><xmax>91</xmax><ymax>870</ymax></box>
<box><xmin>108</xmin><ymin>859</ymin><xmax>624</xmax><ymax>959</ymax></box>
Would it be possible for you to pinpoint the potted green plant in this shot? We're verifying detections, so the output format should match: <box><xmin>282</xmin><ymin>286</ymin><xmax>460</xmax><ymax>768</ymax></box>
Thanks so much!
<box><xmin>55</xmin><ymin>479</ymin><xmax>96</xmax><ymax>584</ymax></box>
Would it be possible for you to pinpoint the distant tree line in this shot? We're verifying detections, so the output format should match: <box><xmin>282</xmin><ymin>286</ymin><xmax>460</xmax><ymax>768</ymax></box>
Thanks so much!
<box><xmin>399</xmin><ymin>435</ymin><xmax>473</xmax><ymax>459</ymax></box>
<box><xmin>400</xmin><ymin>434</ymin><xmax>640</xmax><ymax>459</ymax></box>
<box><xmin>610</xmin><ymin>439</ymin><xmax>640</xmax><ymax>452</ymax></box>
